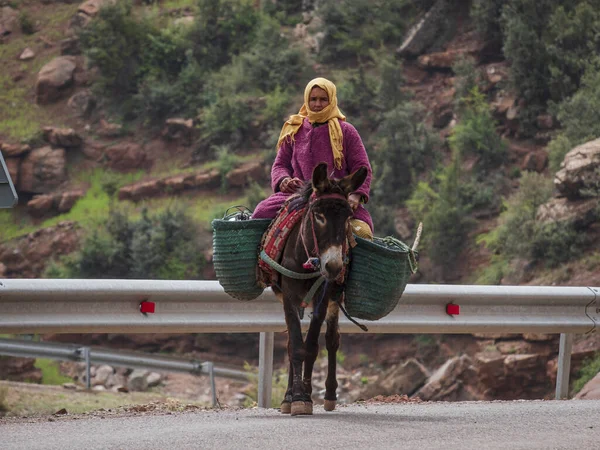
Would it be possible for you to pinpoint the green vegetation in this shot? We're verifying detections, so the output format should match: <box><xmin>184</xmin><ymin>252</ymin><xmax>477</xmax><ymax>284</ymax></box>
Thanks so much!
<box><xmin>472</xmin><ymin>0</ymin><xmax>600</xmax><ymax>134</ymax></box>
<box><xmin>242</xmin><ymin>362</ymin><xmax>287</xmax><ymax>408</ymax></box>
<box><xmin>572</xmin><ymin>353</ymin><xmax>600</xmax><ymax>394</ymax></box>
<box><xmin>0</xmin><ymin>381</ymin><xmax>200</xmax><ymax>417</ymax></box>
<box><xmin>0</xmin><ymin>385</ymin><xmax>8</xmax><ymax>414</ymax></box>
<box><xmin>34</xmin><ymin>359</ymin><xmax>73</xmax><ymax>385</ymax></box>
<box><xmin>45</xmin><ymin>207</ymin><xmax>206</xmax><ymax>280</ymax></box>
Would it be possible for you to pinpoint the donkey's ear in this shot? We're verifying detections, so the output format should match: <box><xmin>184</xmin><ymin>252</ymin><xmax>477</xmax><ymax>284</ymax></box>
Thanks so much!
<box><xmin>339</xmin><ymin>166</ymin><xmax>368</xmax><ymax>195</ymax></box>
<box><xmin>312</xmin><ymin>162</ymin><xmax>331</xmax><ymax>193</ymax></box>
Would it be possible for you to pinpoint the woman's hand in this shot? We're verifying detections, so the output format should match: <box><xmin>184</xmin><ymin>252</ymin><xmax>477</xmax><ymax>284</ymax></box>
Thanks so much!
<box><xmin>280</xmin><ymin>177</ymin><xmax>303</xmax><ymax>193</ymax></box>
<box><xmin>348</xmin><ymin>193</ymin><xmax>361</xmax><ymax>210</ymax></box>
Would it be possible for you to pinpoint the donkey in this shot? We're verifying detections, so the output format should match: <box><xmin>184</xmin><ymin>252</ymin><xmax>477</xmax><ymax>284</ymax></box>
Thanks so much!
<box><xmin>272</xmin><ymin>162</ymin><xmax>368</xmax><ymax>416</ymax></box>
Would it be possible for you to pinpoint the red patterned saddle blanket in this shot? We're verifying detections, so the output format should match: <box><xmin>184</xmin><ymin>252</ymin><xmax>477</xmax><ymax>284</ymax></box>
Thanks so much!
<box><xmin>257</xmin><ymin>195</ymin><xmax>306</xmax><ymax>288</ymax></box>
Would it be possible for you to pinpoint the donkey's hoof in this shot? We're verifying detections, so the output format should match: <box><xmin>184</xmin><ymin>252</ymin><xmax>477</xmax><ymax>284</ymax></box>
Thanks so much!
<box><xmin>291</xmin><ymin>401</ymin><xmax>312</xmax><ymax>416</ymax></box>
<box><xmin>323</xmin><ymin>400</ymin><xmax>337</xmax><ymax>411</ymax></box>
<box><xmin>280</xmin><ymin>402</ymin><xmax>291</xmax><ymax>414</ymax></box>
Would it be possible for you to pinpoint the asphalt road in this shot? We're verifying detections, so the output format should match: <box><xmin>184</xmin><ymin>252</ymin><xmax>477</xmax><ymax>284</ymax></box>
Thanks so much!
<box><xmin>2</xmin><ymin>400</ymin><xmax>599</xmax><ymax>450</ymax></box>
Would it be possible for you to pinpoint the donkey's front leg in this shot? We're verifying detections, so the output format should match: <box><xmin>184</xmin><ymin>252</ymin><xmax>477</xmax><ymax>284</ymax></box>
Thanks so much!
<box><xmin>324</xmin><ymin>301</ymin><xmax>341</xmax><ymax>411</ymax></box>
<box><xmin>302</xmin><ymin>296</ymin><xmax>329</xmax><ymax>415</ymax></box>
<box><xmin>283</xmin><ymin>300</ymin><xmax>310</xmax><ymax>416</ymax></box>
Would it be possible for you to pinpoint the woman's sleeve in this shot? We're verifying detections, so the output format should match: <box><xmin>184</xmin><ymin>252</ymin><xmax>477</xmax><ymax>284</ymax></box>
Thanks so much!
<box><xmin>271</xmin><ymin>138</ymin><xmax>294</xmax><ymax>193</ymax></box>
<box><xmin>344</xmin><ymin>124</ymin><xmax>372</xmax><ymax>203</ymax></box>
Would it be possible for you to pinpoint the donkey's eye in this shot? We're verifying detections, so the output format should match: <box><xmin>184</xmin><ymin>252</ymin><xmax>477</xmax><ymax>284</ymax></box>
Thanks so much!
<box><xmin>314</xmin><ymin>213</ymin><xmax>326</xmax><ymax>226</ymax></box>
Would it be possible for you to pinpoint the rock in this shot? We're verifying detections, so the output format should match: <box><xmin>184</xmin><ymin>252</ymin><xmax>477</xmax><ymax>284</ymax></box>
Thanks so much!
<box><xmin>113</xmin><ymin>385</ymin><xmax>129</xmax><ymax>393</ymax></box>
<box><xmin>60</xmin><ymin>36</ymin><xmax>81</xmax><ymax>55</ymax></box>
<box><xmin>35</xmin><ymin>56</ymin><xmax>77</xmax><ymax>104</ymax></box>
<box><xmin>0</xmin><ymin>262</ymin><xmax>6</xmax><ymax>277</ymax></box>
<box><xmin>483</xmin><ymin>62</ymin><xmax>509</xmax><ymax>88</ymax></box>
<box><xmin>97</xmin><ymin>119</ymin><xmax>123</xmax><ymax>137</ymax></box>
<box><xmin>162</xmin><ymin>118</ymin><xmax>194</xmax><ymax>145</ymax></box>
<box><xmin>92</xmin><ymin>365</ymin><xmax>114</xmax><ymax>386</ymax></box>
<box><xmin>68</xmin><ymin>12</ymin><xmax>92</xmax><ymax>31</ymax></box>
<box><xmin>57</xmin><ymin>190</ymin><xmax>84</xmax><ymax>213</ymax></box>
<box><xmin>18</xmin><ymin>146</ymin><xmax>67</xmax><ymax>194</ymax></box>
<box><xmin>127</xmin><ymin>369</ymin><xmax>149</xmax><ymax>392</ymax></box>
<box><xmin>225</xmin><ymin>161</ymin><xmax>265</xmax><ymax>187</ymax></box>
<box><xmin>0</xmin><ymin>221</ymin><xmax>81</xmax><ymax>277</ymax></box>
<box><xmin>173</xmin><ymin>16</ymin><xmax>194</xmax><ymax>27</ymax></box>
<box><xmin>43</xmin><ymin>126</ymin><xmax>83</xmax><ymax>148</ymax></box>
<box><xmin>92</xmin><ymin>385</ymin><xmax>106</xmax><ymax>391</ymax></box>
<box><xmin>492</xmin><ymin>93</ymin><xmax>517</xmax><ymax>117</ymax></box>
<box><xmin>522</xmin><ymin>334</ymin><xmax>556</xmax><ymax>342</ymax></box>
<box><xmin>78</xmin><ymin>0</ymin><xmax>115</xmax><ymax>17</ymax></box>
<box><xmin>1</xmin><ymin>142</ymin><xmax>30</xmax><ymax>157</ymax></box>
<box><xmin>418</xmin><ymin>50</ymin><xmax>474</xmax><ymax>70</ymax></box>
<box><xmin>361</xmin><ymin>358</ymin><xmax>429</xmax><ymax>399</ymax></box>
<box><xmin>413</xmin><ymin>355</ymin><xmax>479</xmax><ymax>401</ymax></box>
<box><xmin>27</xmin><ymin>194</ymin><xmax>56</xmax><ymax>216</ymax></box>
<box><xmin>118</xmin><ymin>179</ymin><xmax>163</xmax><ymax>202</ymax></box>
<box><xmin>4</xmin><ymin>157</ymin><xmax>20</xmax><ymax>186</ymax></box>
<box><xmin>575</xmin><ymin>372</ymin><xmax>600</xmax><ymax>400</ymax></box>
<box><xmin>105</xmin><ymin>142</ymin><xmax>147</xmax><ymax>172</ymax></box>
<box><xmin>536</xmin><ymin>114</ymin><xmax>554</xmax><ymax>130</ymax></box>
<box><xmin>186</xmin><ymin>169</ymin><xmax>220</xmax><ymax>189</ymax></box>
<box><xmin>536</xmin><ymin>197</ymin><xmax>598</xmax><ymax>228</ymax></box>
<box><xmin>554</xmin><ymin>138</ymin><xmax>600</xmax><ymax>199</ymax></box>
<box><xmin>19</xmin><ymin>48</ymin><xmax>35</xmax><ymax>60</ymax></box>
<box><xmin>147</xmin><ymin>372</ymin><xmax>162</xmax><ymax>387</ymax></box>
<box><xmin>0</xmin><ymin>356</ymin><xmax>42</xmax><ymax>383</ymax></box>
<box><xmin>521</xmin><ymin>150</ymin><xmax>548</xmax><ymax>173</ymax></box>
<box><xmin>164</xmin><ymin>175</ymin><xmax>188</xmax><ymax>193</ymax></box>
<box><xmin>67</xmin><ymin>89</ymin><xmax>96</xmax><ymax>117</ymax></box>
<box><xmin>0</xmin><ymin>6</ymin><xmax>18</xmax><ymax>36</ymax></box>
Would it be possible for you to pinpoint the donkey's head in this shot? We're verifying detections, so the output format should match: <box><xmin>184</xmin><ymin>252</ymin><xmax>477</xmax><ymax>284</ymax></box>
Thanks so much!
<box><xmin>304</xmin><ymin>163</ymin><xmax>368</xmax><ymax>281</ymax></box>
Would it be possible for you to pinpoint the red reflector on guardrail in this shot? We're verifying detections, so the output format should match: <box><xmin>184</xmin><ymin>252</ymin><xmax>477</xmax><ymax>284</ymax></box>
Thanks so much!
<box><xmin>446</xmin><ymin>303</ymin><xmax>460</xmax><ymax>316</ymax></box>
<box><xmin>140</xmin><ymin>301</ymin><xmax>155</xmax><ymax>314</ymax></box>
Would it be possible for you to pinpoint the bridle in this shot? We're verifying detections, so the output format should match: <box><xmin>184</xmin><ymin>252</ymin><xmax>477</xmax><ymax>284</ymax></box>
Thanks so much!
<box><xmin>300</xmin><ymin>192</ymin><xmax>351</xmax><ymax>272</ymax></box>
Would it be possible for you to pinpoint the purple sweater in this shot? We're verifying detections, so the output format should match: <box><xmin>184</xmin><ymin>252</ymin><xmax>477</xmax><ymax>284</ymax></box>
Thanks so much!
<box><xmin>252</xmin><ymin>118</ymin><xmax>373</xmax><ymax>231</ymax></box>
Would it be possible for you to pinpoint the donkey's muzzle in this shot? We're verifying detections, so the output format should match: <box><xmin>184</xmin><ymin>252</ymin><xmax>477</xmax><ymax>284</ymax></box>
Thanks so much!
<box><xmin>320</xmin><ymin>245</ymin><xmax>343</xmax><ymax>281</ymax></box>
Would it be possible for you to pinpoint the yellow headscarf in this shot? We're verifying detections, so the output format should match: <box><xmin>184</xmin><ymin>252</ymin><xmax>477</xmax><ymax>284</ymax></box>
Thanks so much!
<box><xmin>276</xmin><ymin>77</ymin><xmax>346</xmax><ymax>170</ymax></box>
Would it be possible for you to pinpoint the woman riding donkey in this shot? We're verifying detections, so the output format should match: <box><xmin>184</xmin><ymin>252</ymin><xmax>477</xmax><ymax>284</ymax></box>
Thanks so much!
<box><xmin>252</xmin><ymin>77</ymin><xmax>374</xmax><ymax>240</ymax></box>
<box><xmin>253</xmin><ymin>78</ymin><xmax>374</xmax><ymax>416</ymax></box>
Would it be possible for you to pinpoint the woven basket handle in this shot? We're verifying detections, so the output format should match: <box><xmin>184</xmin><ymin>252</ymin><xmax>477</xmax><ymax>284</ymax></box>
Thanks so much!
<box><xmin>223</xmin><ymin>205</ymin><xmax>253</xmax><ymax>220</ymax></box>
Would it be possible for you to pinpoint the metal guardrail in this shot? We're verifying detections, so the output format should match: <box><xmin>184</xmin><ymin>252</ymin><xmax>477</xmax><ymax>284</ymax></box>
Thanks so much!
<box><xmin>0</xmin><ymin>279</ymin><xmax>598</xmax><ymax>407</ymax></box>
<box><xmin>0</xmin><ymin>337</ymin><xmax>253</xmax><ymax>407</ymax></box>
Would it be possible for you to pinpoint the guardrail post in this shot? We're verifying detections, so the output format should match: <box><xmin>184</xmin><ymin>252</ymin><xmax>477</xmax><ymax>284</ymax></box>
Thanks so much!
<box><xmin>555</xmin><ymin>333</ymin><xmax>574</xmax><ymax>399</ymax></box>
<box><xmin>204</xmin><ymin>362</ymin><xmax>217</xmax><ymax>408</ymax></box>
<box><xmin>258</xmin><ymin>331</ymin><xmax>274</xmax><ymax>408</ymax></box>
<box><xmin>81</xmin><ymin>347</ymin><xmax>91</xmax><ymax>390</ymax></box>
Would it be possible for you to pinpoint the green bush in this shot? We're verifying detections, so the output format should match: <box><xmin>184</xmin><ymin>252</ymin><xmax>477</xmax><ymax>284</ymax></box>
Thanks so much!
<box><xmin>531</xmin><ymin>220</ymin><xmax>586</xmax><ymax>268</ymax></box>
<box><xmin>452</xmin><ymin>56</ymin><xmax>481</xmax><ymax>103</ymax></box>
<box><xmin>449</xmin><ymin>88</ymin><xmax>507</xmax><ymax>172</ymax></box>
<box><xmin>79</xmin><ymin>2</ymin><xmax>155</xmax><ymax>96</ymax></box>
<box><xmin>18</xmin><ymin>11</ymin><xmax>35</xmax><ymax>34</ymax></box>
<box><xmin>548</xmin><ymin>64</ymin><xmax>600</xmax><ymax>173</ymax></box>
<box><xmin>188</xmin><ymin>0</ymin><xmax>260</xmax><ymax>71</ymax></box>
<box><xmin>49</xmin><ymin>208</ymin><xmax>205</xmax><ymax>280</ymax></box>
<box><xmin>318</xmin><ymin>0</ymin><xmax>414</xmax><ymax>63</ymax></box>
<box><xmin>420</xmin><ymin>155</ymin><xmax>473</xmax><ymax>273</ymax></box>
<box><xmin>480</xmin><ymin>171</ymin><xmax>553</xmax><ymax>262</ymax></box>
<box><xmin>572</xmin><ymin>353</ymin><xmax>600</xmax><ymax>394</ymax></box>
<box><xmin>239</xmin><ymin>16</ymin><xmax>309</xmax><ymax>92</ymax></box>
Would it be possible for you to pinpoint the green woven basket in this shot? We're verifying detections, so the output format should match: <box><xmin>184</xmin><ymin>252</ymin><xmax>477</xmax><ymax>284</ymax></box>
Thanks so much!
<box><xmin>345</xmin><ymin>236</ymin><xmax>418</xmax><ymax>321</ymax></box>
<box><xmin>212</xmin><ymin>218</ymin><xmax>271</xmax><ymax>301</ymax></box>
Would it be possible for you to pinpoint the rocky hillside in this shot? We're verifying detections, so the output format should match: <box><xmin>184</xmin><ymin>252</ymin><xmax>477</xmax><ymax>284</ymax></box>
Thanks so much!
<box><xmin>1</xmin><ymin>0</ymin><xmax>599</xmax><ymax>403</ymax></box>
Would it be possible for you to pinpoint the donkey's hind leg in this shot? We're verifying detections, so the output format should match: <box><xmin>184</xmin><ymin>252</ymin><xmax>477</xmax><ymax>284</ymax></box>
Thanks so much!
<box><xmin>324</xmin><ymin>301</ymin><xmax>341</xmax><ymax>411</ymax></box>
